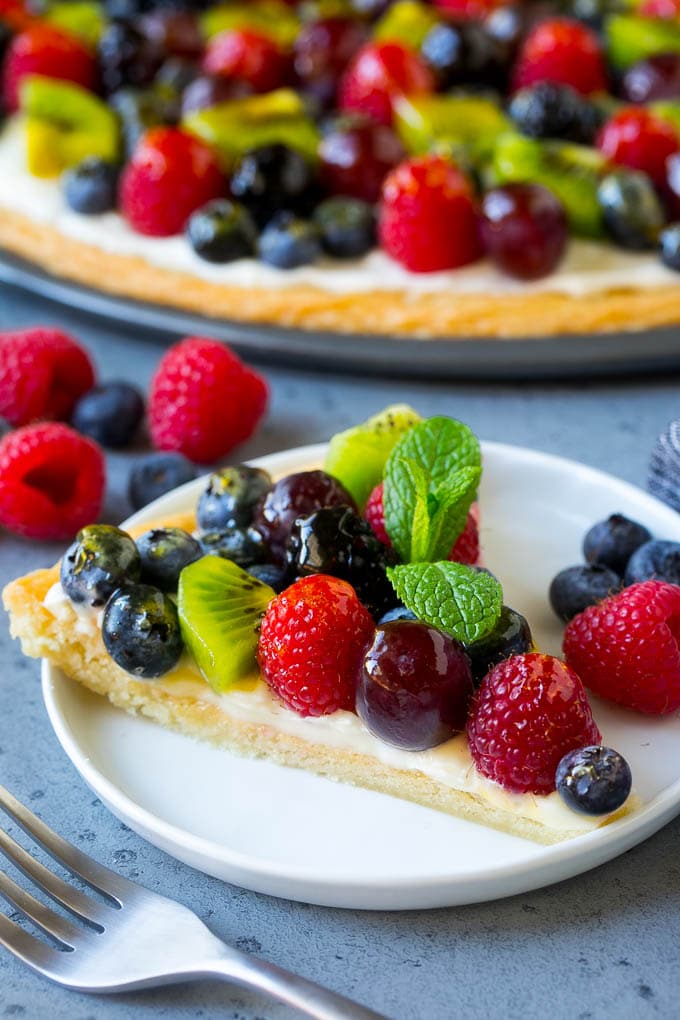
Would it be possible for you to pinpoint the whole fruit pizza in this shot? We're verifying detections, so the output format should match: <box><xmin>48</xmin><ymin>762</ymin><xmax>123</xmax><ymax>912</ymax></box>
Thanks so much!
<box><xmin>7</xmin><ymin>404</ymin><xmax>680</xmax><ymax>845</ymax></box>
<box><xmin>2</xmin><ymin>0</ymin><xmax>680</xmax><ymax>339</ymax></box>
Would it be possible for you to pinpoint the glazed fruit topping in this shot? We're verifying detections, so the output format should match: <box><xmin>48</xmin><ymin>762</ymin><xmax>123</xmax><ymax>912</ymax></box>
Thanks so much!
<box><xmin>463</xmin><ymin>604</ymin><xmax>533</xmax><ymax>686</ymax></box>
<box><xmin>187</xmin><ymin>198</ymin><xmax>258</xmax><ymax>263</ymax></box>
<box><xmin>596</xmin><ymin>107</ymin><xmax>680</xmax><ymax>189</ymax></box>
<box><xmin>136</xmin><ymin>526</ymin><xmax>202</xmax><ymax>591</ymax></box>
<box><xmin>197</xmin><ymin>465</ymin><xmax>272</xmax><ymax>531</ymax></box>
<box><xmin>511</xmin><ymin>17</ymin><xmax>608</xmax><ymax>95</ymax></box>
<box><xmin>556</xmin><ymin>745</ymin><xmax>632</xmax><ymax>816</ymax></box>
<box><xmin>63</xmin><ymin>158</ymin><xmax>121</xmax><ymax>215</ymax></box>
<box><xmin>356</xmin><ymin>620</ymin><xmax>474</xmax><ymax>750</ymax></box>
<box><xmin>2</xmin><ymin>23</ymin><xmax>97</xmax><ymax>111</ymax></box>
<box><xmin>229</xmin><ymin>144</ymin><xmax>319</xmax><ymax>228</ymax></box>
<box><xmin>313</xmin><ymin>196</ymin><xmax>376</xmax><ymax>258</ymax></box>
<box><xmin>61</xmin><ymin>524</ymin><xmax>141</xmax><ymax>607</ymax></box>
<box><xmin>339</xmin><ymin>40</ymin><xmax>434</xmax><ymax>126</ymax></box>
<box><xmin>467</xmin><ymin>652</ymin><xmax>602</xmax><ymax>795</ymax></box>
<box><xmin>198</xmin><ymin>526</ymin><xmax>270</xmax><ymax>567</ymax></box>
<box><xmin>318</xmin><ymin>116</ymin><xmax>405</xmax><ymax>205</ymax></box>
<box><xmin>480</xmin><ymin>182</ymin><xmax>568</xmax><ymax>280</ymax></box>
<box><xmin>203</xmin><ymin>28</ymin><xmax>290</xmax><ymax>94</ymax></box>
<box><xmin>257</xmin><ymin>211</ymin><xmax>323</xmax><ymax>269</ymax></box>
<box><xmin>102</xmin><ymin>583</ymin><xmax>184</xmax><ymax>679</ymax></box>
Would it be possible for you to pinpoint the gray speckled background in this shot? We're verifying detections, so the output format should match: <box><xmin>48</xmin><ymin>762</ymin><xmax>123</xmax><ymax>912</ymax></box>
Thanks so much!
<box><xmin>1</xmin><ymin>287</ymin><xmax>680</xmax><ymax>1020</ymax></box>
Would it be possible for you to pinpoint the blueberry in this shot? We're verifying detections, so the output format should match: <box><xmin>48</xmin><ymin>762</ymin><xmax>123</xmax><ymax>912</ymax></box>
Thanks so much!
<box><xmin>102</xmin><ymin>583</ymin><xmax>184</xmax><ymax>678</ymax></box>
<box><xmin>246</xmin><ymin>562</ymin><xmax>290</xmax><ymax>593</ymax></box>
<box><xmin>583</xmin><ymin>513</ymin><xmax>652</xmax><ymax>574</ymax></box>
<box><xmin>257</xmin><ymin>212</ymin><xmax>323</xmax><ymax>269</ymax></box>
<box><xmin>598</xmin><ymin>170</ymin><xmax>665</xmax><ymax>251</ymax></box>
<box><xmin>71</xmin><ymin>382</ymin><xmax>145</xmax><ymax>448</ymax></box>
<box><xmin>624</xmin><ymin>539</ymin><xmax>680</xmax><ymax>586</ymax></box>
<box><xmin>313</xmin><ymin>197</ymin><xmax>375</xmax><ymax>258</ymax></box>
<box><xmin>136</xmin><ymin>527</ymin><xmax>202</xmax><ymax>591</ymax></box>
<box><xmin>508</xmin><ymin>82</ymin><xmax>601</xmax><ymax>145</ymax></box>
<box><xmin>549</xmin><ymin>564</ymin><xmax>622</xmax><ymax>622</ymax></box>
<box><xmin>659</xmin><ymin>223</ymin><xmax>680</xmax><ymax>272</ymax></box>
<box><xmin>421</xmin><ymin>22</ymin><xmax>466</xmax><ymax>86</ymax></box>
<box><xmin>463</xmin><ymin>605</ymin><xmax>533</xmax><ymax>685</ymax></box>
<box><xmin>187</xmin><ymin>199</ymin><xmax>258</xmax><ymax>264</ymax></box>
<box><xmin>199</xmin><ymin>527</ymin><xmax>269</xmax><ymax>567</ymax></box>
<box><xmin>287</xmin><ymin>504</ymin><xmax>399</xmax><ymax>619</ymax></box>
<box><xmin>60</xmin><ymin>525</ymin><xmax>141</xmax><ymax>608</ymax></box>
<box><xmin>63</xmin><ymin>158</ymin><xmax>121</xmax><ymax>215</ymax></box>
<box><xmin>98</xmin><ymin>20</ymin><xmax>163</xmax><ymax>95</ymax></box>
<box><xmin>128</xmin><ymin>453</ymin><xmax>197</xmax><ymax>511</ymax></box>
<box><xmin>196</xmin><ymin>465</ymin><xmax>272</xmax><ymax>531</ymax></box>
<box><xmin>378</xmin><ymin>606</ymin><xmax>418</xmax><ymax>624</ymax></box>
<box><xmin>556</xmin><ymin>746</ymin><xmax>632</xmax><ymax>816</ymax></box>
<box><xmin>230</xmin><ymin>144</ymin><xmax>319</xmax><ymax>229</ymax></box>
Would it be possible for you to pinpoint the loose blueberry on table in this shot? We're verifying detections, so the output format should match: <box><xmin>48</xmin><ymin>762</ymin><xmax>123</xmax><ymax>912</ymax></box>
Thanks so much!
<box><xmin>4</xmin><ymin>0</ymin><xmax>680</xmax><ymax>281</ymax></box>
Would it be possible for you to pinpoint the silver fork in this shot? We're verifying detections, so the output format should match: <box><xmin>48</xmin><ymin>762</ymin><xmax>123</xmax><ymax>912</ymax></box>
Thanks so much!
<box><xmin>0</xmin><ymin>784</ymin><xmax>391</xmax><ymax>1020</ymax></box>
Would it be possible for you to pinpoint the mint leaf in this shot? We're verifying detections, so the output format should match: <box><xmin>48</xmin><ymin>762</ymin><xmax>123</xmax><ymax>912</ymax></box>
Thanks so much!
<box><xmin>392</xmin><ymin>416</ymin><xmax>481</xmax><ymax>490</ymax></box>
<box><xmin>424</xmin><ymin>465</ymin><xmax>481</xmax><ymax>563</ymax></box>
<box><xmin>387</xmin><ymin>562</ymin><xmax>502</xmax><ymax>644</ymax></box>
<box><xmin>383</xmin><ymin>457</ymin><xmax>430</xmax><ymax>562</ymax></box>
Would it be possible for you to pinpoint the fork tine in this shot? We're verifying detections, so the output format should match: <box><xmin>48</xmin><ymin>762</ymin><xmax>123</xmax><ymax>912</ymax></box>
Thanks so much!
<box><xmin>0</xmin><ymin>784</ymin><xmax>133</xmax><ymax>903</ymax></box>
<box><xmin>0</xmin><ymin>827</ymin><xmax>108</xmax><ymax>928</ymax></box>
<box><xmin>0</xmin><ymin>910</ymin><xmax>64</xmax><ymax>976</ymax></box>
<box><xmin>0</xmin><ymin>867</ymin><xmax>85</xmax><ymax>948</ymax></box>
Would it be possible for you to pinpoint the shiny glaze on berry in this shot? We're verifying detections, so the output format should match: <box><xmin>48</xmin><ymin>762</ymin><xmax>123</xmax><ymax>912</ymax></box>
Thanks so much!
<box><xmin>556</xmin><ymin>745</ymin><xmax>632</xmax><ymax>815</ymax></box>
<box><xmin>60</xmin><ymin>524</ymin><xmax>141</xmax><ymax>608</ymax></box>
<box><xmin>463</xmin><ymin>605</ymin><xmax>533</xmax><ymax>685</ymax></box>
<box><xmin>102</xmin><ymin>583</ymin><xmax>184</xmax><ymax>678</ymax></box>
<box><xmin>136</xmin><ymin>527</ymin><xmax>202</xmax><ymax>591</ymax></box>
<box><xmin>197</xmin><ymin>465</ymin><xmax>272</xmax><ymax>531</ymax></box>
<box><xmin>318</xmin><ymin>116</ymin><xmax>405</xmax><ymax>204</ymax></box>
<box><xmin>481</xmin><ymin>183</ymin><xmax>568</xmax><ymax>280</ymax></box>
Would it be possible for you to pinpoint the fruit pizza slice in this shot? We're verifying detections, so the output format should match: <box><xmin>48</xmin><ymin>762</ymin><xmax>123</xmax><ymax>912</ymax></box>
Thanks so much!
<box><xmin>4</xmin><ymin>407</ymin><xmax>637</xmax><ymax>844</ymax></box>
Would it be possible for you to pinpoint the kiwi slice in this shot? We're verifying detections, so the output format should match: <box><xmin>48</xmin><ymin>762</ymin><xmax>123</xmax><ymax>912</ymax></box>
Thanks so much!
<box><xmin>324</xmin><ymin>404</ymin><xmax>421</xmax><ymax>510</ymax></box>
<box><xmin>374</xmin><ymin>1</ymin><xmax>440</xmax><ymax>49</ymax></box>
<box><xmin>21</xmin><ymin>75</ymin><xmax>119</xmax><ymax>177</ymax></box>
<box><xmin>45</xmin><ymin>2</ymin><xmax>105</xmax><ymax>48</ymax></box>
<box><xmin>178</xmin><ymin>556</ymin><xmax>275</xmax><ymax>693</ymax></box>
<box><xmin>395</xmin><ymin>94</ymin><xmax>510</xmax><ymax>159</ymax></box>
<box><xmin>183</xmin><ymin>90</ymin><xmax>319</xmax><ymax>168</ymax></box>
<box><xmin>492</xmin><ymin>132</ymin><xmax>606</xmax><ymax>238</ymax></box>
<box><xmin>650</xmin><ymin>101</ymin><xmax>680</xmax><ymax>136</ymax></box>
<box><xmin>605</xmin><ymin>14</ymin><xmax>680</xmax><ymax>70</ymax></box>
<box><xmin>201</xmin><ymin>1</ymin><xmax>300</xmax><ymax>47</ymax></box>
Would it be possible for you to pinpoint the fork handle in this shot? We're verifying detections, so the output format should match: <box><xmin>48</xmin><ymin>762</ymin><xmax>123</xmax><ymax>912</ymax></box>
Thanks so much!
<box><xmin>200</xmin><ymin>948</ymin><xmax>392</xmax><ymax>1020</ymax></box>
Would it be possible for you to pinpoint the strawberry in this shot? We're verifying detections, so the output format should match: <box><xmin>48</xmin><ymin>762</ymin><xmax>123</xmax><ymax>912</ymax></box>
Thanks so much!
<box><xmin>511</xmin><ymin>17</ymin><xmax>608</xmax><ymax>96</ymax></box>
<box><xmin>2</xmin><ymin>23</ymin><xmax>97</xmax><ymax>112</ymax></box>
<box><xmin>338</xmin><ymin>40</ymin><xmax>434</xmax><ymax>126</ymax></box>
<box><xmin>202</xmin><ymin>28</ymin><xmax>290</xmax><ymax>93</ymax></box>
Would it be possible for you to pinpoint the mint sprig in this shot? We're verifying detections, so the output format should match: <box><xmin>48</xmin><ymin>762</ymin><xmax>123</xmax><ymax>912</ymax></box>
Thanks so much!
<box><xmin>387</xmin><ymin>562</ymin><xmax>502</xmax><ymax>644</ymax></box>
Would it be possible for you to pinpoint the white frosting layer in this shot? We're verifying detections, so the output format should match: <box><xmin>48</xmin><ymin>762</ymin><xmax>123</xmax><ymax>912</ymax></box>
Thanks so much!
<box><xmin>2</xmin><ymin>117</ymin><xmax>679</xmax><ymax>299</ymax></box>
<box><xmin>43</xmin><ymin>580</ymin><xmax>603</xmax><ymax>836</ymax></box>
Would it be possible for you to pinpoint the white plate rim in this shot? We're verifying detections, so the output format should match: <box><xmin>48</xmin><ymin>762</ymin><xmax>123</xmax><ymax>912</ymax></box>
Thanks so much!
<box><xmin>41</xmin><ymin>440</ymin><xmax>680</xmax><ymax>909</ymax></box>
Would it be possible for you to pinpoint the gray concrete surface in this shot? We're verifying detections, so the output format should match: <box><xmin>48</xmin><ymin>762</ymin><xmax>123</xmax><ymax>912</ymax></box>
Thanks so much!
<box><xmin>1</xmin><ymin>286</ymin><xmax>679</xmax><ymax>1020</ymax></box>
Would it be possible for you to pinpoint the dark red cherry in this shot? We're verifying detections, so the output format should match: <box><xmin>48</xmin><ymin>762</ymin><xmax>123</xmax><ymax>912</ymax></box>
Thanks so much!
<box><xmin>621</xmin><ymin>54</ymin><xmax>680</xmax><ymax>104</ymax></box>
<box><xmin>356</xmin><ymin>621</ymin><xmax>474</xmax><ymax>751</ymax></box>
<box><xmin>294</xmin><ymin>17</ymin><xmax>368</xmax><ymax>108</ymax></box>
<box><xmin>480</xmin><ymin>183</ymin><xmax>568</xmax><ymax>280</ymax></box>
<box><xmin>319</xmin><ymin>116</ymin><xmax>405</xmax><ymax>203</ymax></box>
<box><xmin>139</xmin><ymin>10</ymin><xmax>204</xmax><ymax>60</ymax></box>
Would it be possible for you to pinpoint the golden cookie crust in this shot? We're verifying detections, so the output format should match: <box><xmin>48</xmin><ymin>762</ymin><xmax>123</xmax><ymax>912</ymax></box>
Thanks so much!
<box><xmin>3</xmin><ymin>207</ymin><xmax>680</xmax><ymax>338</ymax></box>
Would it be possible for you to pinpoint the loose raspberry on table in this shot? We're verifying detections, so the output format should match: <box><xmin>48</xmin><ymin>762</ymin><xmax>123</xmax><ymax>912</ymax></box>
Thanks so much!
<box><xmin>563</xmin><ymin>580</ymin><xmax>680</xmax><ymax>715</ymax></box>
<box><xmin>339</xmin><ymin>40</ymin><xmax>434</xmax><ymax>126</ymax></box>
<box><xmin>597</xmin><ymin>108</ymin><xmax>680</xmax><ymax>189</ymax></box>
<box><xmin>0</xmin><ymin>327</ymin><xmax>95</xmax><ymax>426</ymax></box>
<box><xmin>364</xmin><ymin>482</ymin><xmax>480</xmax><ymax>565</ymax></box>
<box><xmin>0</xmin><ymin>422</ymin><xmax>105</xmax><ymax>540</ymax></box>
<box><xmin>467</xmin><ymin>652</ymin><xmax>601</xmax><ymax>795</ymax></box>
<box><xmin>120</xmin><ymin>127</ymin><xmax>225</xmax><ymax>237</ymax></box>
<box><xmin>511</xmin><ymin>18</ymin><xmax>608</xmax><ymax>96</ymax></box>
<box><xmin>258</xmin><ymin>574</ymin><xmax>375</xmax><ymax>717</ymax></box>
<box><xmin>148</xmin><ymin>336</ymin><xmax>268</xmax><ymax>464</ymax></box>
<box><xmin>2</xmin><ymin>23</ymin><xmax>97</xmax><ymax>111</ymax></box>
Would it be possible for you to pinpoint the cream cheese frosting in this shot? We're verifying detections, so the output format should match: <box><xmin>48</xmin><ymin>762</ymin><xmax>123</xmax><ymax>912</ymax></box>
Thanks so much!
<box><xmin>43</xmin><ymin>580</ymin><xmax>608</xmax><ymax>836</ymax></box>
<box><xmin>1</xmin><ymin>117</ymin><xmax>678</xmax><ymax>299</ymax></box>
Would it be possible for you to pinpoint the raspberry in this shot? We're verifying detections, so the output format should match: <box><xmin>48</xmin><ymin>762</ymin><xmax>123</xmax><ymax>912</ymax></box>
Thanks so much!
<box><xmin>120</xmin><ymin>128</ymin><xmax>225</xmax><ymax>237</ymax></box>
<box><xmin>2</xmin><ymin>23</ymin><xmax>97</xmax><ymax>112</ymax></box>
<box><xmin>379</xmin><ymin>155</ymin><xmax>482</xmax><ymax>272</ymax></box>
<box><xmin>148</xmin><ymin>337</ymin><xmax>268</xmax><ymax>464</ymax></box>
<box><xmin>640</xmin><ymin>0</ymin><xmax>680</xmax><ymax>15</ymax></box>
<box><xmin>0</xmin><ymin>423</ymin><xmax>105</xmax><ymax>540</ymax></box>
<box><xmin>203</xmin><ymin>29</ymin><xmax>290</xmax><ymax>93</ymax></box>
<box><xmin>563</xmin><ymin>580</ymin><xmax>680</xmax><ymax>715</ymax></box>
<box><xmin>597</xmin><ymin>108</ymin><xmax>680</xmax><ymax>189</ymax></box>
<box><xmin>339</xmin><ymin>41</ymin><xmax>434</xmax><ymax>126</ymax></box>
<box><xmin>0</xmin><ymin>328</ymin><xmax>95</xmax><ymax>426</ymax></box>
<box><xmin>258</xmin><ymin>574</ymin><xmax>375</xmax><ymax>717</ymax></box>
<box><xmin>467</xmin><ymin>653</ymin><xmax>601</xmax><ymax>795</ymax></box>
<box><xmin>432</xmin><ymin>0</ymin><xmax>504</xmax><ymax>17</ymax></box>
<box><xmin>0</xmin><ymin>0</ymin><xmax>34</xmax><ymax>31</ymax></box>
<box><xmin>364</xmin><ymin>481</ymin><xmax>480</xmax><ymax>565</ymax></box>
<box><xmin>511</xmin><ymin>18</ymin><xmax>608</xmax><ymax>96</ymax></box>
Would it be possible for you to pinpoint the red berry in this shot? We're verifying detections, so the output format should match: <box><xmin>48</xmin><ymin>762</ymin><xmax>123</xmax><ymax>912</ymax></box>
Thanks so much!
<box><xmin>148</xmin><ymin>336</ymin><xmax>268</xmax><ymax>464</ymax></box>
<box><xmin>319</xmin><ymin>116</ymin><xmax>405</xmax><ymax>204</ymax></box>
<box><xmin>563</xmin><ymin>580</ymin><xmax>680</xmax><ymax>716</ymax></box>
<box><xmin>0</xmin><ymin>328</ymin><xmax>95</xmax><ymax>426</ymax></box>
<box><xmin>258</xmin><ymin>574</ymin><xmax>375</xmax><ymax>717</ymax></box>
<box><xmin>2</xmin><ymin>23</ymin><xmax>97</xmax><ymax>112</ymax></box>
<box><xmin>202</xmin><ymin>28</ymin><xmax>290</xmax><ymax>93</ymax></box>
<box><xmin>432</xmin><ymin>0</ymin><xmax>504</xmax><ymax>18</ymax></box>
<box><xmin>639</xmin><ymin>0</ymin><xmax>680</xmax><ymax>16</ymax></box>
<box><xmin>467</xmin><ymin>653</ymin><xmax>601</xmax><ymax>795</ymax></box>
<box><xmin>597</xmin><ymin>107</ymin><xmax>680</xmax><ymax>189</ymax></box>
<box><xmin>0</xmin><ymin>423</ymin><xmax>105</xmax><ymax>540</ymax></box>
<box><xmin>0</xmin><ymin>0</ymin><xmax>34</xmax><ymax>31</ymax></box>
<box><xmin>364</xmin><ymin>482</ymin><xmax>480</xmax><ymax>564</ymax></box>
<box><xmin>378</xmin><ymin>155</ymin><xmax>482</xmax><ymax>272</ymax></box>
<box><xmin>511</xmin><ymin>18</ymin><xmax>608</xmax><ymax>96</ymax></box>
<box><xmin>120</xmin><ymin>127</ymin><xmax>225</xmax><ymax>237</ymax></box>
<box><xmin>339</xmin><ymin>41</ymin><xmax>434</xmax><ymax>126</ymax></box>
<box><xmin>480</xmin><ymin>183</ymin><xmax>568</xmax><ymax>281</ymax></box>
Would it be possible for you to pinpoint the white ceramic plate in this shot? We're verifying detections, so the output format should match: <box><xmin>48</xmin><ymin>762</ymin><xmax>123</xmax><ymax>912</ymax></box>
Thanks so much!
<box><xmin>42</xmin><ymin>442</ymin><xmax>680</xmax><ymax>910</ymax></box>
